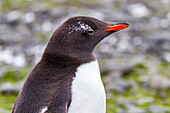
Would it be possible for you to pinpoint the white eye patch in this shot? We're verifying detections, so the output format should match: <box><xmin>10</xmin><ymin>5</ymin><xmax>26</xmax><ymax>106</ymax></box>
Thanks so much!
<box><xmin>78</xmin><ymin>21</ymin><xmax>92</xmax><ymax>31</ymax></box>
<box><xmin>68</xmin><ymin>21</ymin><xmax>93</xmax><ymax>36</ymax></box>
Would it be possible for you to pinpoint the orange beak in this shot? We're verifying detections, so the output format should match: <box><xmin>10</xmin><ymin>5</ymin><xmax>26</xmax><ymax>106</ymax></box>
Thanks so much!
<box><xmin>104</xmin><ymin>23</ymin><xmax>129</xmax><ymax>31</ymax></box>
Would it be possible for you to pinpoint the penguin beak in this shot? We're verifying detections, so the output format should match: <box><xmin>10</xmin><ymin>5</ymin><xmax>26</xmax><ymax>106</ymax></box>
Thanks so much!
<box><xmin>104</xmin><ymin>22</ymin><xmax>129</xmax><ymax>31</ymax></box>
<box><xmin>92</xmin><ymin>22</ymin><xmax>129</xmax><ymax>49</ymax></box>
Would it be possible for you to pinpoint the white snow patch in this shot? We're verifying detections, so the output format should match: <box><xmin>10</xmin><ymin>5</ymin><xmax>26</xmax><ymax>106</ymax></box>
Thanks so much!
<box><xmin>68</xmin><ymin>21</ymin><xmax>93</xmax><ymax>36</ymax></box>
<box><xmin>78</xmin><ymin>21</ymin><xmax>92</xmax><ymax>30</ymax></box>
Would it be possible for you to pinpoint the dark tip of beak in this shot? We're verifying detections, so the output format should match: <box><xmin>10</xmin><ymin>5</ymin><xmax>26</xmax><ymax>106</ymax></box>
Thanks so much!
<box><xmin>115</xmin><ymin>22</ymin><xmax>129</xmax><ymax>26</ymax></box>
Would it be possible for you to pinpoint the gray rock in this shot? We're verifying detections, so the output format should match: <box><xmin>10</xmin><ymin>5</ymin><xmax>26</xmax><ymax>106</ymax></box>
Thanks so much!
<box><xmin>0</xmin><ymin>108</ymin><xmax>10</xmax><ymax>113</ymax></box>
<box><xmin>0</xmin><ymin>66</ymin><xmax>9</xmax><ymax>79</ymax></box>
<box><xmin>139</xmin><ymin>75</ymin><xmax>170</xmax><ymax>89</ymax></box>
<box><xmin>100</xmin><ymin>60</ymin><xmax>133</xmax><ymax>74</ymax></box>
<box><xmin>137</xmin><ymin>97</ymin><xmax>154</xmax><ymax>105</ymax></box>
<box><xmin>50</xmin><ymin>7</ymin><xmax>68</xmax><ymax>18</ymax></box>
<box><xmin>149</xmin><ymin>105</ymin><xmax>170</xmax><ymax>113</ymax></box>
<box><xmin>105</xmin><ymin>78</ymin><xmax>134</xmax><ymax>94</ymax></box>
<box><xmin>41</xmin><ymin>20</ymin><xmax>52</xmax><ymax>32</ymax></box>
<box><xmin>127</xmin><ymin>3</ymin><xmax>151</xmax><ymax>18</ymax></box>
<box><xmin>4</xmin><ymin>10</ymin><xmax>23</xmax><ymax>24</ymax></box>
<box><xmin>1</xmin><ymin>81</ymin><xmax>24</xmax><ymax>94</ymax></box>
<box><xmin>162</xmin><ymin>52</ymin><xmax>170</xmax><ymax>63</ymax></box>
<box><xmin>80</xmin><ymin>0</ymin><xmax>112</xmax><ymax>8</ymax></box>
<box><xmin>0</xmin><ymin>38</ymin><xmax>6</xmax><ymax>45</ymax></box>
<box><xmin>117</xmin><ymin>97</ymin><xmax>135</xmax><ymax>106</ymax></box>
<box><xmin>23</xmin><ymin>12</ymin><xmax>35</xmax><ymax>24</ymax></box>
<box><xmin>0</xmin><ymin>49</ymin><xmax>26</xmax><ymax>67</ymax></box>
<box><xmin>126</xmin><ymin>105</ymin><xmax>145</xmax><ymax>113</ymax></box>
<box><xmin>116</xmin><ymin>97</ymin><xmax>145</xmax><ymax>113</ymax></box>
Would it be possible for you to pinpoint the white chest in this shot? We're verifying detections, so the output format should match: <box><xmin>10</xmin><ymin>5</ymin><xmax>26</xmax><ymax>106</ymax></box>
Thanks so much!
<box><xmin>68</xmin><ymin>60</ymin><xmax>106</xmax><ymax>113</ymax></box>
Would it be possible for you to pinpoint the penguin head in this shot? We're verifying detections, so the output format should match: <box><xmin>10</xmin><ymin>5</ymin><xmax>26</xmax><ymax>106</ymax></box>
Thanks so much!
<box><xmin>44</xmin><ymin>16</ymin><xmax>129</xmax><ymax>62</ymax></box>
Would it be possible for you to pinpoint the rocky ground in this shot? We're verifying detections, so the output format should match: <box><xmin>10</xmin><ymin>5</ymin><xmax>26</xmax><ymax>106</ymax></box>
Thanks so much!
<box><xmin>0</xmin><ymin>0</ymin><xmax>170</xmax><ymax>113</ymax></box>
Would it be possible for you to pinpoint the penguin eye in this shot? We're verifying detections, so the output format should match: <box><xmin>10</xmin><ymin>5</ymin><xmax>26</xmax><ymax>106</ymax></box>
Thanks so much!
<box><xmin>87</xmin><ymin>29</ymin><xmax>94</xmax><ymax>35</ymax></box>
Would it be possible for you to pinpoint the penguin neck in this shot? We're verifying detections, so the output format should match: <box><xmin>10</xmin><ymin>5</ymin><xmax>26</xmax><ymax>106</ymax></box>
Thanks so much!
<box><xmin>41</xmin><ymin>50</ymin><xmax>96</xmax><ymax>67</ymax></box>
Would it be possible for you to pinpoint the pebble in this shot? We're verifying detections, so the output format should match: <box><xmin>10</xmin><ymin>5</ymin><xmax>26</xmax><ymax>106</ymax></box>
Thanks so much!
<box><xmin>127</xmin><ymin>3</ymin><xmax>150</xmax><ymax>18</ymax></box>
<box><xmin>1</xmin><ymin>81</ymin><xmax>24</xmax><ymax>94</ymax></box>
<box><xmin>0</xmin><ymin>49</ymin><xmax>26</xmax><ymax>67</ymax></box>
<box><xmin>139</xmin><ymin>75</ymin><xmax>170</xmax><ymax>89</ymax></box>
<box><xmin>0</xmin><ymin>67</ymin><xmax>9</xmax><ymax>79</ymax></box>
<box><xmin>23</xmin><ymin>12</ymin><xmax>35</xmax><ymax>24</ymax></box>
<box><xmin>100</xmin><ymin>60</ymin><xmax>133</xmax><ymax>74</ymax></box>
<box><xmin>4</xmin><ymin>10</ymin><xmax>23</xmax><ymax>24</ymax></box>
<box><xmin>126</xmin><ymin>105</ymin><xmax>145</xmax><ymax>113</ymax></box>
<box><xmin>149</xmin><ymin>105</ymin><xmax>170</xmax><ymax>113</ymax></box>
<box><xmin>105</xmin><ymin>78</ymin><xmax>134</xmax><ymax>94</ymax></box>
<box><xmin>0</xmin><ymin>108</ymin><xmax>10</xmax><ymax>113</ymax></box>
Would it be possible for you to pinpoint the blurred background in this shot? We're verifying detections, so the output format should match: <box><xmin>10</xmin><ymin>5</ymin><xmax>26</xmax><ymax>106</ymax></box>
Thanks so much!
<box><xmin>0</xmin><ymin>0</ymin><xmax>170</xmax><ymax>113</ymax></box>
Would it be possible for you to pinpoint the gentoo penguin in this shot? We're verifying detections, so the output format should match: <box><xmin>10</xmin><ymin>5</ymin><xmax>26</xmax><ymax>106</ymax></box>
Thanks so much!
<box><xmin>12</xmin><ymin>16</ymin><xmax>129</xmax><ymax>113</ymax></box>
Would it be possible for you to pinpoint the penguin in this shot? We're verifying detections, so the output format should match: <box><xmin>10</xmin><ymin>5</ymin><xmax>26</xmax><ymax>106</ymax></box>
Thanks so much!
<box><xmin>12</xmin><ymin>16</ymin><xmax>129</xmax><ymax>113</ymax></box>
